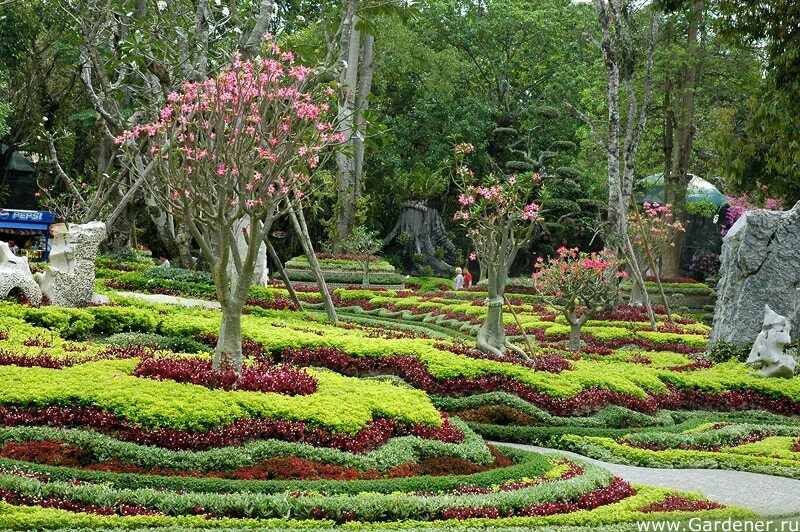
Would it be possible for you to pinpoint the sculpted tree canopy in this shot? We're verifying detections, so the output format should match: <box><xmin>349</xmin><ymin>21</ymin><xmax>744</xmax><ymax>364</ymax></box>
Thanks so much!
<box><xmin>116</xmin><ymin>41</ymin><xmax>342</xmax><ymax>371</ymax></box>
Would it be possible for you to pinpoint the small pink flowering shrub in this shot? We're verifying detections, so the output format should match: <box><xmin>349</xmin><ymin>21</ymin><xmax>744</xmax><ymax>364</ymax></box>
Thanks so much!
<box><xmin>532</xmin><ymin>247</ymin><xmax>626</xmax><ymax>350</ymax></box>
<box><xmin>725</xmin><ymin>194</ymin><xmax>783</xmax><ymax>232</ymax></box>
<box><xmin>628</xmin><ymin>202</ymin><xmax>684</xmax><ymax>276</ymax></box>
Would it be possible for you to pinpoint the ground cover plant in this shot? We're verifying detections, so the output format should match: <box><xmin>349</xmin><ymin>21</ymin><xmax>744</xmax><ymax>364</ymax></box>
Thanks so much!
<box><xmin>0</xmin><ymin>295</ymin><xmax>747</xmax><ymax>529</ymax></box>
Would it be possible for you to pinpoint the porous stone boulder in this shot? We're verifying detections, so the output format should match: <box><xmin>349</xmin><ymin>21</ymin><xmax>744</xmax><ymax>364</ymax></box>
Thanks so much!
<box><xmin>37</xmin><ymin>221</ymin><xmax>106</xmax><ymax>307</ymax></box>
<box><xmin>0</xmin><ymin>241</ymin><xmax>42</xmax><ymax>305</ymax></box>
<box><xmin>711</xmin><ymin>201</ymin><xmax>800</xmax><ymax>346</ymax></box>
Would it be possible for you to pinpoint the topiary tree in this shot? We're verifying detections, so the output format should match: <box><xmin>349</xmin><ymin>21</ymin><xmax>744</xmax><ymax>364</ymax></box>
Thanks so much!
<box><xmin>343</xmin><ymin>226</ymin><xmax>383</xmax><ymax>287</ymax></box>
<box><xmin>453</xmin><ymin>143</ymin><xmax>542</xmax><ymax>358</ymax></box>
<box><xmin>116</xmin><ymin>41</ymin><xmax>341</xmax><ymax>372</ymax></box>
<box><xmin>532</xmin><ymin>247</ymin><xmax>626</xmax><ymax>351</ymax></box>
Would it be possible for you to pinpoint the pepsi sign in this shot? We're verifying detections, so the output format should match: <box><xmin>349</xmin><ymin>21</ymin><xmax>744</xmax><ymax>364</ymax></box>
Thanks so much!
<box><xmin>0</xmin><ymin>209</ymin><xmax>55</xmax><ymax>223</ymax></box>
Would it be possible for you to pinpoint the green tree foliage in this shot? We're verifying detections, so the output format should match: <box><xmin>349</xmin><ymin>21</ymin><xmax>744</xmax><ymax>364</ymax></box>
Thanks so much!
<box><xmin>715</xmin><ymin>0</ymin><xmax>800</xmax><ymax>202</ymax></box>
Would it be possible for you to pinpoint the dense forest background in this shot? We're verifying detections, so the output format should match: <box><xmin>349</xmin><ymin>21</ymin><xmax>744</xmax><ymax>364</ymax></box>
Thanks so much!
<box><xmin>0</xmin><ymin>0</ymin><xmax>797</xmax><ymax>275</ymax></box>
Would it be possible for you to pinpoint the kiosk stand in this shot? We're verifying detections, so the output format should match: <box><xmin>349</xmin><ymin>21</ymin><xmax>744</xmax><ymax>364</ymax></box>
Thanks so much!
<box><xmin>0</xmin><ymin>209</ymin><xmax>55</xmax><ymax>261</ymax></box>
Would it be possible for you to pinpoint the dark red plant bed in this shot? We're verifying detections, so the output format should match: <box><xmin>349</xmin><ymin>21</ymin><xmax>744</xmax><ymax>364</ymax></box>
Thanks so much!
<box><xmin>0</xmin><ymin>440</ymin><xmax>85</xmax><ymax>467</ymax></box>
<box><xmin>84</xmin><ymin>446</ymin><xmax>511</xmax><ymax>481</ymax></box>
<box><xmin>195</xmin><ymin>333</ymin><xmax>265</xmax><ymax>358</ymax></box>
<box><xmin>132</xmin><ymin>356</ymin><xmax>317</xmax><ymax>396</ymax></box>
<box><xmin>641</xmin><ymin>495</ymin><xmax>724</xmax><ymax>513</ymax></box>
<box><xmin>454</xmin><ymin>405</ymin><xmax>538</xmax><ymax>426</ymax></box>
<box><xmin>439</xmin><ymin>477</ymin><xmax>635</xmax><ymax>520</ymax></box>
<box><xmin>0</xmin><ymin>487</ymin><xmax>157</xmax><ymax>517</ymax></box>
<box><xmin>0</xmin><ymin>405</ymin><xmax>463</xmax><ymax>452</ymax></box>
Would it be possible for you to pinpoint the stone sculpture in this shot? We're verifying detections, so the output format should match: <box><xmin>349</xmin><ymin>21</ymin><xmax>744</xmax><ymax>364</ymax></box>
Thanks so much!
<box><xmin>746</xmin><ymin>305</ymin><xmax>796</xmax><ymax>379</ymax></box>
<box><xmin>711</xmin><ymin>201</ymin><xmax>800</xmax><ymax>346</ymax></box>
<box><xmin>36</xmin><ymin>221</ymin><xmax>106</xmax><ymax>306</ymax></box>
<box><xmin>0</xmin><ymin>241</ymin><xmax>42</xmax><ymax>305</ymax></box>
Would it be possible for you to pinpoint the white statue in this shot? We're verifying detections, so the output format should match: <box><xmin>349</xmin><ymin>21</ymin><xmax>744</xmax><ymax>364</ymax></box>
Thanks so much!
<box><xmin>746</xmin><ymin>305</ymin><xmax>796</xmax><ymax>379</ymax></box>
<box><xmin>36</xmin><ymin>221</ymin><xmax>106</xmax><ymax>306</ymax></box>
<box><xmin>0</xmin><ymin>241</ymin><xmax>42</xmax><ymax>305</ymax></box>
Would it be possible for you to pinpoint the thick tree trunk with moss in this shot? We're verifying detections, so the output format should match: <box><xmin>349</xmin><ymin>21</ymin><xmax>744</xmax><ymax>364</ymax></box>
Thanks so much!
<box><xmin>386</xmin><ymin>201</ymin><xmax>456</xmax><ymax>276</ymax></box>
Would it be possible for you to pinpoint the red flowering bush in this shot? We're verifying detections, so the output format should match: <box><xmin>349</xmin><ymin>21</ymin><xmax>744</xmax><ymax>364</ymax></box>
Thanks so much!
<box><xmin>532</xmin><ymin>247</ymin><xmax>626</xmax><ymax>350</ymax></box>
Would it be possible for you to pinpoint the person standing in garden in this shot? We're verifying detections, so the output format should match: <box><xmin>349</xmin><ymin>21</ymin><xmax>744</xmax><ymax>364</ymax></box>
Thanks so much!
<box><xmin>463</xmin><ymin>266</ymin><xmax>473</xmax><ymax>288</ymax></box>
<box><xmin>454</xmin><ymin>267</ymin><xmax>464</xmax><ymax>290</ymax></box>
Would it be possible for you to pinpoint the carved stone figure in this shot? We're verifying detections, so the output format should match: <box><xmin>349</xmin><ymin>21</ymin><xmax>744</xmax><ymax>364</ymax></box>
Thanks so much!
<box><xmin>746</xmin><ymin>305</ymin><xmax>796</xmax><ymax>379</ymax></box>
<box><xmin>0</xmin><ymin>241</ymin><xmax>42</xmax><ymax>305</ymax></box>
<box><xmin>36</xmin><ymin>221</ymin><xmax>106</xmax><ymax>306</ymax></box>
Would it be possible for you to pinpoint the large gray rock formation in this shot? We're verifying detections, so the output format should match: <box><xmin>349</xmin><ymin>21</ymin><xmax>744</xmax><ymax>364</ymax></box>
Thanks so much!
<box><xmin>711</xmin><ymin>201</ymin><xmax>800</xmax><ymax>346</ymax></box>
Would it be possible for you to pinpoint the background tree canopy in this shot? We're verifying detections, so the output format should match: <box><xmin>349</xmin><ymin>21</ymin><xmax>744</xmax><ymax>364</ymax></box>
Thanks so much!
<box><xmin>0</xmin><ymin>0</ymin><xmax>793</xmax><ymax>275</ymax></box>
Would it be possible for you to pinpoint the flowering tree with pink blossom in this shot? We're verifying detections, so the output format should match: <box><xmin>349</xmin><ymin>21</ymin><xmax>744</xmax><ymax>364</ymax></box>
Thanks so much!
<box><xmin>532</xmin><ymin>247</ymin><xmax>626</xmax><ymax>351</ymax></box>
<box><xmin>116</xmin><ymin>42</ymin><xmax>342</xmax><ymax>372</ymax></box>
<box><xmin>453</xmin><ymin>143</ymin><xmax>542</xmax><ymax>358</ymax></box>
<box><xmin>627</xmin><ymin>202</ymin><xmax>684</xmax><ymax>307</ymax></box>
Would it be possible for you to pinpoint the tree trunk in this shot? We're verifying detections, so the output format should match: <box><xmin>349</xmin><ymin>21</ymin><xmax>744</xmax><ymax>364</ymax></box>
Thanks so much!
<box><xmin>353</xmin><ymin>33</ymin><xmax>375</xmax><ymax>200</ymax></box>
<box><xmin>662</xmin><ymin>0</ymin><xmax>702</xmax><ymax>278</ymax></box>
<box><xmin>332</xmin><ymin>6</ymin><xmax>361</xmax><ymax>250</ymax></box>
<box><xmin>288</xmin><ymin>202</ymin><xmax>337</xmax><ymax>322</ymax></box>
<box><xmin>569</xmin><ymin>322</ymin><xmax>582</xmax><ymax>351</ymax></box>
<box><xmin>215</xmin><ymin>303</ymin><xmax>244</xmax><ymax>372</ymax></box>
<box><xmin>175</xmin><ymin>223</ymin><xmax>194</xmax><ymax>269</ymax></box>
<box><xmin>476</xmin><ymin>269</ymin><xmax>506</xmax><ymax>355</ymax></box>
<box><xmin>385</xmin><ymin>201</ymin><xmax>456</xmax><ymax>276</ymax></box>
<box><xmin>265</xmin><ymin>238</ymin><xmax>303</xmax><ymax>310</ymax></box>
<box><xmin>104</xmin><ymin>198</ymin><xmax>135</xmax><ymax>252</ymax></box>
<box><xmin>362</xmin><ymin>262</ymin><xmax>370</xmax><ymax>287</ymax></box>
<box><xmin>629</xmin><ymin>278</ymin><xmax>644</xmax><ymax>306</ymax></box>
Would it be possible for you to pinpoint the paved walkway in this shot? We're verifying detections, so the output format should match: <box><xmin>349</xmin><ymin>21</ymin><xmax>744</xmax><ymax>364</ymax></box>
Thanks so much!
<box><xmin>492</xmin><ymin>442</ymin><xmax>800</xmax><ymax>516</ymax></box>
<box><xmin>115</xmin><ymin>291</ymin><xmax>221</xmax><ymax>309</ymax></box>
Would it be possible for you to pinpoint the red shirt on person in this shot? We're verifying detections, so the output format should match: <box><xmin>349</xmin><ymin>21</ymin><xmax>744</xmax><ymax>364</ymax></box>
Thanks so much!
<box><xmin>463</xmin><ymin>270</ymin><xmax>473</xmax><ymax>288</ymax></box>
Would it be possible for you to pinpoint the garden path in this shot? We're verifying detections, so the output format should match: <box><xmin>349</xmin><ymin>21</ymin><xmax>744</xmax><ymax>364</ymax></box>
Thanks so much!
<box><xmin>493</xmin><ymin>442</ymin><xmax>800</xmax><ymax>516</ymax></box>
<box><xmin>115</xmin><ymin>291</ymin><xmax>221</xmax><ymax>309</ymax></box>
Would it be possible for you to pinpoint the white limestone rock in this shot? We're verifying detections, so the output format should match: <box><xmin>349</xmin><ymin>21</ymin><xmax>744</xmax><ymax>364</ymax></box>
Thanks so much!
<box><xmin>37</xmin><ymin>221</ymin><xmax>106</xmax><ymax>307</ymax></box>
<box><xmin>0</xmin><ymin>241</ymin><xmax>42</xmax><ymax>305</ymax></box>
<box><xmin>746</xmin><ymin>305</ymin><xmax>796</xmax><ymax>378</ymax></box>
